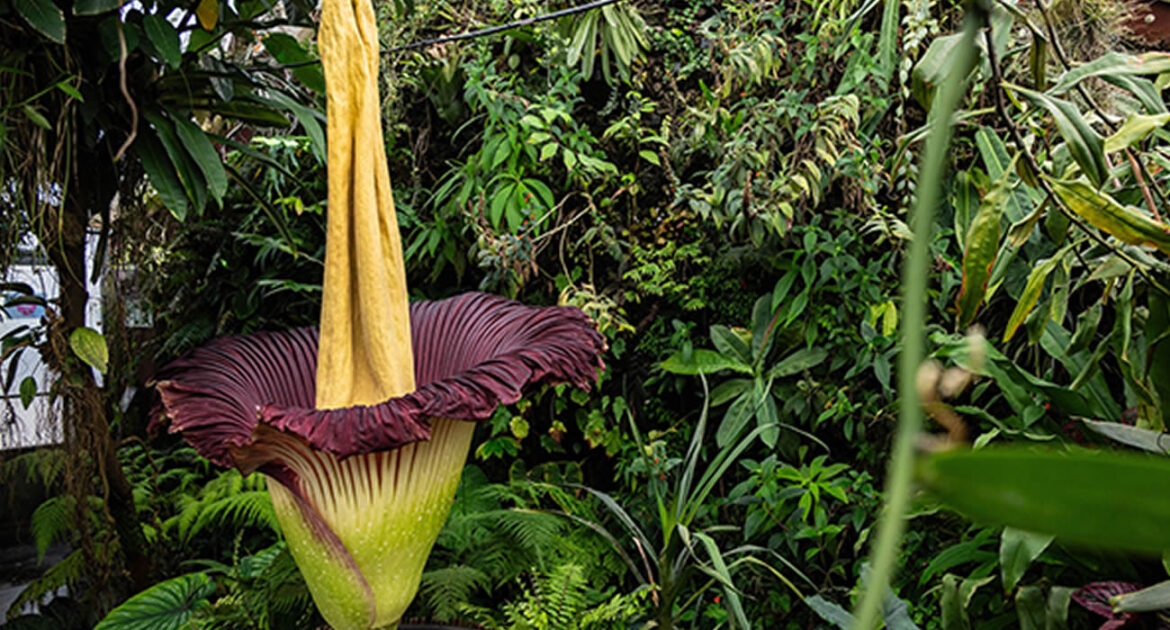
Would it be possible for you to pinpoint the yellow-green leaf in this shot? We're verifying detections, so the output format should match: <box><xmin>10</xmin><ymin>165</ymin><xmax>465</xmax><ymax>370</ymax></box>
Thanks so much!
<box><xmin>1049</xmin><ymin>178</ymin><xmax>1170</xmax><ymax>256</ymax></box>
<box><xmin>69</xmin><ymin>326</ymin><xmax>108</xmax><ymax>374</ymax></box>
<box><xmin>1104</xmin><ymin>113</ymin><xmax>1170</xmax><ymax>153</ymax></box>
<box><xmin>956</xmin><ymin>161</ymin><xmax>1014</xmax><ymax>327</ymax></box>
<box><xmin>1004</xmin><ymin>246</ymin><xmax>1071</xmax><ymax>342</ymax></box>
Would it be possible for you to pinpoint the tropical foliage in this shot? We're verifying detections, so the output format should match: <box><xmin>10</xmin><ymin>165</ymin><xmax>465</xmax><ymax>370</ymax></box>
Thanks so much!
<box><xmin>3</xmin><ymin>0</ymin><xmax>1170</xmax><ymax>628</ymax></box>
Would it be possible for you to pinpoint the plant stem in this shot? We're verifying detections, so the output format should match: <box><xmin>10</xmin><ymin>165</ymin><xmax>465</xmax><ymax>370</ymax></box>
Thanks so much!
<box><xmin>850</xmin><ymin>11</ymin><xmax>982</xmax><ymax>629</ymax></box>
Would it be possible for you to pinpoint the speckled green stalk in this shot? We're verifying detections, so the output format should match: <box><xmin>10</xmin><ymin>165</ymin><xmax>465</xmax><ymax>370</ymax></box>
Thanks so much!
<box><xmin>266</xmin><ymin>418</ymin><xmax>476</xmax><ymax>629</ymax></box>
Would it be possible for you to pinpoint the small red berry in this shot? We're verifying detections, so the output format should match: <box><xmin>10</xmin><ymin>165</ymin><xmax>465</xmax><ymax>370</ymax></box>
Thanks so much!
<box><xmin>714</xmin><ymin>596</ymin><xmax>721</xmax><ymax>603</ymax></box>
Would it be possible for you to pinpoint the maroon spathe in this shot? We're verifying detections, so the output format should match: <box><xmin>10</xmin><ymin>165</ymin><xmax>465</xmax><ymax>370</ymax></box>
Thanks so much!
<box><xmin>152</xmin><ymin>293</ymin><xmax>605</xmax><ymax>471</ymax></box>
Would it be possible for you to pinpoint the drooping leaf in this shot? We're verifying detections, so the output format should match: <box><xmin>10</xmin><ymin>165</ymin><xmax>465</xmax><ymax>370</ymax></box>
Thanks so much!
<box><xmin>143</xmin><ymin>14</ymin><xmax>181</xmax><ymax>68</ymax></box>
<box><xmin>662</xmin><ymin>348</ymin><xmax>752</xmax><ymax>376</ymax></box>
<box><xmin>69</xmin><ymin>326</ymin><xmax>107</xmax><ymax>374</ymax></box>
<box><xmin>709</xmin><ymin>325</ymin><xmax>752</xmax><ymax>366</ymax></box>
<box><xmin>1004</xmin><ymin>246</ymin><xmax>1071</xmax><ymax>342</ymax></box>
<box><xmin>14</xmin><ymin>0</ymin><xmax>66</xmax><ymax>44</ymax></box>
<box><xmin>1081</xmin><ymin>419</ymin><xmax>1170</xmax><ymax>454</ymax></box>
<box><xmin>956</xmin><ymin>162</ymin><xmax>1013</xmax><ymax>327</ymax></box>
<box><xmin>1000</xmin><ymin>527</ymin><xmax>1053</xmax><ymax>592</ymax></box>
<box><xmin>1104</xmin><ymin>113</ymin><xmax>1170</xmax><ymax>153</ymax></box>
<box><xmin>919</xmin><ymin>447</ymin><xmax>1170</xmax><ymax>554</ymax></box>
<box><xmin>1049</xmin><ymin>52</ymin><xmax>1170</xmax><ymax>95</ymax></box>
<box><xmin>766</xmin><ymin>347</ymin><xmax>828</xmax><ymax>379</ymax></box>
<box><xmin>262</xmin><ymin>33</ymin><xmax>326</xmax><ymax>93</ymax></box>
<box><xmin>1049</xmin><ymin>178</ymin><xmax>1170</xmax><ymax>256</ymax></box>
<box><xmin>94</xmin><ymin>572</ymin><xmax>215</xmax><ymax>630</ymax></box>
<box><xmin>169</xmin><ymin>116</ymin><xmax>227</xmax><ymax>207</ymax></box>
<box><xmin>74</xmin><ymin>0</ymin><xmax>120</xmax><ymax>15</ymax></box>
<box><xmin>1010</xmin><ymin>86</ymin><xmax>1108</xmax><ymax>187</ymax></box>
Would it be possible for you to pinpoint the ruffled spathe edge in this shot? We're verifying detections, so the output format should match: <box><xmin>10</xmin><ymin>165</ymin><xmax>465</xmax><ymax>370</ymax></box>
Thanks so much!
<box><xmin>152</xmin><ymin>292</ymin><xmax>605</xmax><ymax>470</ymax></box>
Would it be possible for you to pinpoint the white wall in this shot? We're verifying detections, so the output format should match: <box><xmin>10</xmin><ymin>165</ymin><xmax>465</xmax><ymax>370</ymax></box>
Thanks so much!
<box><xmin>1</xmin><ymin>233</ymin><xmax>104</xmax><ymax>450</ymax></box>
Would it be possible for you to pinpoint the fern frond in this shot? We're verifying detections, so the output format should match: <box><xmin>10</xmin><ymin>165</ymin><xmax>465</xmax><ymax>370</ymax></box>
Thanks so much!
<box><xmin>419</xmin><ymin>565</ymin><xmax>490</xmax><ymax>621</ymax></box>
<box><xmin>30</xmin><ymin>496</ymin><xmax>73</xmax><ymax>563</ymax></box>
<box><xmin>187</xmin><ymin>490</ymin><xmax>277</xmax><ymax>540</ymax></box>
<box><xmin>6</xmin><ymin>549</ymin><xmax>84</xmax><ymax>619</ymax></box>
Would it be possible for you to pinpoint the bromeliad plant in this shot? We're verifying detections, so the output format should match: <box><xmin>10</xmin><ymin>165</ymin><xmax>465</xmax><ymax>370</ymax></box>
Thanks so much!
<box><xmin>150</xmin><ymin>0</ymin><xmax>604</xmax><ymax>627</ymax></box>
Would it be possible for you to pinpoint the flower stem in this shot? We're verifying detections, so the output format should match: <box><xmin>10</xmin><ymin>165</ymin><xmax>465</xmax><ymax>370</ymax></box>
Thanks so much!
<box><xmin>850</xmin><ymin>10</ymin><xmax>982</xmax><ymax>629</ymax></box>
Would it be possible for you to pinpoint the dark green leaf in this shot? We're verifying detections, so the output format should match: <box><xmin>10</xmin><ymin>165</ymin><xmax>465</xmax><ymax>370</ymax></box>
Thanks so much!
<box><xmin>1010</xmin><ymin>86</ymin><xmax>1108</xmax><ymax>187</ymax></box>
<box><xmin>94</xmin><ymin>573</ymin><xmax>214</xmax><ymax>630</ymax></box>
<box><xmin>1000</xmin><ymin>527</ymin><xmax>1053</xmax><ymax>592</ymax></box>
<box><xmin>710</xmin><ymin>325</ymin><xmax>752</xmax><ymax>365</ymax></box>
<box><xmin>143</xmin><ymin>14</ymin><xmax>181</xmax><ymax>68</ymax></box>
<box><xmin>136</xmin><ymin>132</ymin><xmax>189</xmax><ymax>221</ymax></box>
<box><xmin>766</xmin><ymin>347</ymin><xmax>828</xmax><ymax>379</ymax></box>
<box><xmin>261</xmin><ymin>33</ymin><xmax>325</xmax><ymax>93</ymax></box>
<box><xmin>919</xmin><ymin>448</ymin><xmax>1170</xmax><ymax>554</ymax></box>
<box><xmin>661</xmin><ymin>349</ymin><xmax>752</xmax><ymax>376</ymax></box>
<box><xmin>170</xmin><ymin>116</ymin><xmax>227</xmax><ymax>206</ymax></box>
<box><xmin>73</xmin><ymin>0</ymin><xmax>119</xmax><ymax>15</ymax></box>
<box><xmin>14</xmin><ymin>0</ymin><xmax>65</xmax><ymax>43</ymax></box>
<box><xmin>19</xmin><ymin>376</ymin><xmax>36</xmax><ymax>409</ymax></box>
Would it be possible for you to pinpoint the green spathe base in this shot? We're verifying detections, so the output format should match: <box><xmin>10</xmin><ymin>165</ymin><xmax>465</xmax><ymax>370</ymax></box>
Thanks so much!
<box><xmin>267</xmin><ymin>418</ymin><xmax>475</xmax><ymax>629</ymax></box>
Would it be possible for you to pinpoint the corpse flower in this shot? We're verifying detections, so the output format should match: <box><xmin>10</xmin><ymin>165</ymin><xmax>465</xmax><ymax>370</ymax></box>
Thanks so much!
<box><xmin>153</xmin><ymin>294</ymin><xmax>604</xmax><ymax>629</ymax></box>
<box><xmin>150</xmin><ymin>0</ymin><xmax>604</xmax><ymax>626</ymax></box>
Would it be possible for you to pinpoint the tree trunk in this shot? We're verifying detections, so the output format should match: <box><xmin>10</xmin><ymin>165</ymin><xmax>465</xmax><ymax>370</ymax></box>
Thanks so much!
<box><xmin>42</xmin><ymin>196</ymin><xmax>152</xmax><ymax>591</ymax></box>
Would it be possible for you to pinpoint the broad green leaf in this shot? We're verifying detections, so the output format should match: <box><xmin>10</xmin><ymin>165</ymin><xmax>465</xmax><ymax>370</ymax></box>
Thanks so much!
<box><xmin>262</xmin><ymin>33</ymin><xmax>325</xmax><ymax>93</ymax></box>
<box><xmin>1007</xmin><ymin>200</ymin><xmax>1045</xmax><ymax>247</ymax></box>
<box><xmin>716</xmin><ymin>392</ymin><xmax>754</xmax><ymax>447</ymax></box>
<box><xmin>1004</xmin><ymin>246</ymin><xmax>1071</xmax><ymax>342</ymax></box>
<box><xmin>69</xmin><ymin>326</ymin><xmax>107</xmax><ymax>374</ymax></box>
<box><xmin>940</xmin><ymin>574</ymin><xmax>994</xmax><ymax>630</ymax></box>
<box><xmin>911</xmin><ymin>33</ymin><xmax>964</xmax><ymax>109</ymax></box>
<box><xmin>1113</xmin><ymin>579</ymin><xmax>1170</xmax><ymax>613</ymax></box>
<box><xmin>74</xmin><ymin>0</ymin><xmax>120</xmax><ymax>15</ymax></box>
<box><xmin>144</xmin><ymin>110</ymin><xmax>207</xmax><ymax>214</ymax></box>
<box><xmin>661</xmin><ymin>349</ymin><xmax>752</xmax><ymax>376</ymax></box>
<box><xmin>1049</xmin><ymin>178</ymin><xmax>1170</xmax><ymax>256</ymax></box>
<box><xmin>919</xmin><ymin>447</ymin><xmax>1170</xmax><ymax>554</ymax></box>
<box><xmin>1010</xmin><ymin>85</ymin><xmax>1108</xmax><ymax>187</ymax></box>
<box><xmin>136</xmin><ymin>132</ymin><xmax>188</xmax><ymax>220</ymax></box>
<box><xmin>19</xmin><ymin>376</ymin><xmax>36</xmax><ymax>409</ymax></box>
<box><xmin>1050</xmin><ymin>52</ymin><xmax>1170</xmax><ymax>95</ymax></box>
<box><xmin>95</xmin><ymin>573</ymin><xmax>215</xmax><ymax>630</ymax></box>
<box><xmin>750</xmin><ymin>293</ymin><xmax>776</xmax><ymax>360</ymax></box>
<box><xmin>1104</xmin><ymin>113</ymin><xmax>1170</xmax><ymax>153</ymax></box>
<box><xmin>805</xmin><ymin>595</ymin><xmax>854</xmax><ymax>628</ymax></box>
<box><xmin>975</xmin><ymin>127</ymin><xmax>1030</xmax><ymax>222</ymax></box>
<box><xmin>956</xmin><ymin>162</ymin><xmax>1013</xmax><ymax>327</ymax></box>
<box><xmin>766</xmin><ymin>347</ymin><xmax>828</xmax><ymax>379</ymax></box>
<box><xmin>710</xmin><ymin>325</ymin><xmax>751</xmax><ymax>365</ymax></box>
<box><xmin>1000</xmin><ymin>527</ymin><xmax>1053</xmax><ymax>592</ymax></box>
<box><xmin>143</xmin><ymin>14</ymin><xmax>181</xmax><ymax>68</ymax></box>
<box><xmin>170</xmin><ymin>116</ymin><xmax>227</xmax><ymax>207</ymax></box>
<box><xmin>1016</xmin><ymin>585</ymin><xmax>1045</xmax><ymax>630</ymax></box>
<box><xmin>1046</xmin><ymin>586</ymin><xmax>1073</xmax><ymax>630</ymax></box>
<box><xmin>1148</xmin><ymin>291</ymin><xmax>1170</xmax><ymax>428</ymax></box>
<box><xmin>709</xmin><ymin>378</ymin><xmax>751</xmax><ymax>406</ymax></box>
<box><xmin>1081</xmin><ymin>418</ymin><xmax>1170</xmax><ymax>454</ymax></box>
<box><xmin>15</xmin><ymin>0</ymin><xmax>65</xmax><ymax>43</ymax></box>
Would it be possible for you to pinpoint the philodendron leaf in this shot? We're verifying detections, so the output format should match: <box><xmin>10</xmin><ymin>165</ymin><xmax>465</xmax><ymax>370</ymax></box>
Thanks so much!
<box><xmin>1104</xmin><ymin>113</ymin><xmax>1170</xmax><ymax>153</ymax></box>
<box><xmin>661</xmin><ymin>349</ymin><xmax>752</xmax><ymax>376</ymax></box>
<box><xmin>1049</xmin><ymin>178</ymin><xmax>1170</xmax><ymax>256</ymax></box>
<box><xmin>94</xmin><ymin>572</ymin><xmax>215</xmax><ymax>630</ymax></box>
<box><xmin>69</xmin><ymin>326</ymin><xmax>107</xmax><ymax>374</ymax></box>
<box><xmin>1000</xmin><ymin>527</ymin><xmax>1054</xmax><ymax>593</ymax></box>
<box><xmin>1010</xmin><ymin>85</ymin><xmax>1108</xmax><ymax>187</ymax></box>
<box><xmin>956</xmin><ymin>161</ymin><xmax>1013</xmax><ymax>327</ymax></box>
<box><xmin>919</xmin><ymin>448</ymin><xmax>1170</xmax><ymax>554</ymax></box>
